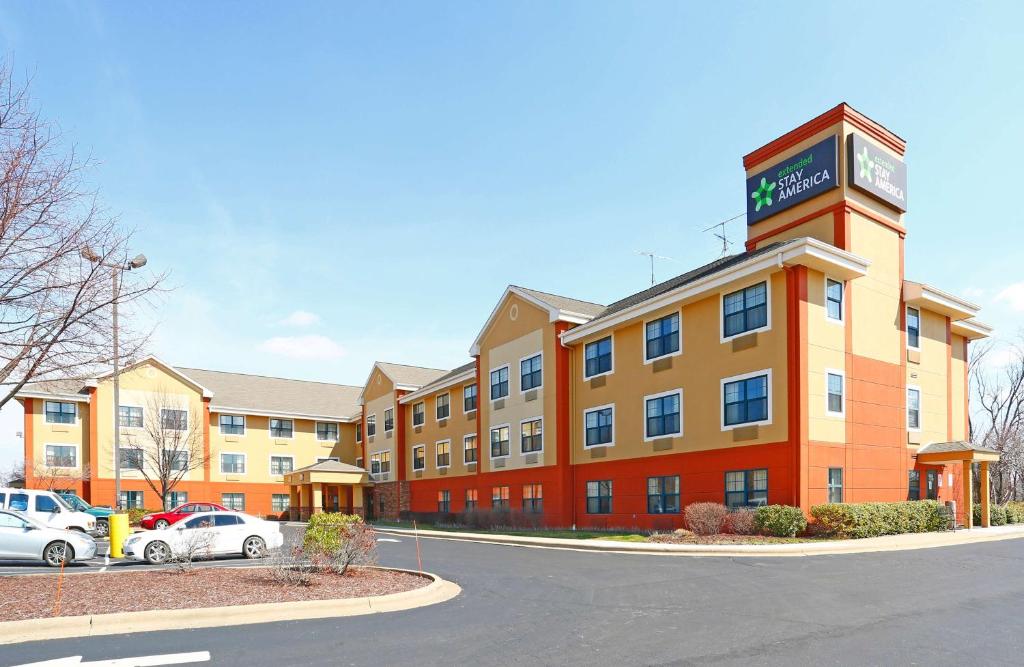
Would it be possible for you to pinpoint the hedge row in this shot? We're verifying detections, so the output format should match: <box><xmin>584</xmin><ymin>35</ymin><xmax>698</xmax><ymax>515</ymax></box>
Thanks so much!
<box><xmin>810</xmin><ymin>501</ymin><xmax>947</xmax><ymax>538</ymax></box>
<box><xmin>973</xmin><ymin>502</ymin><xmax>1024</xmax><ymax>526</ymax></box>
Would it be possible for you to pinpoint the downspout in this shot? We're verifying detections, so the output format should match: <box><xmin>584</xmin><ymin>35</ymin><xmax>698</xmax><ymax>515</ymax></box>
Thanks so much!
<box><xmin>559</xmin><ymin>327</ymin><xmax>577</xmax><ymax>531</ymax></box>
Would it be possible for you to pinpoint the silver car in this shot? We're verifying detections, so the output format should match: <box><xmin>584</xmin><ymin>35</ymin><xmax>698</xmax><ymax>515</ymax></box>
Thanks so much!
<box><xmin>0</xmin><ymin>509</ymin><xmax>97</xmax><ymax>566</ymax></box>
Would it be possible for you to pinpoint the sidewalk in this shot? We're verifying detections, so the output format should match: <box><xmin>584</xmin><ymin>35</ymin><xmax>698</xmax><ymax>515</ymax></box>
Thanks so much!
<box><xmin>372</xmin><ymin>523</ymin><xmax>1024</xmax><ymax>557</ymax></box>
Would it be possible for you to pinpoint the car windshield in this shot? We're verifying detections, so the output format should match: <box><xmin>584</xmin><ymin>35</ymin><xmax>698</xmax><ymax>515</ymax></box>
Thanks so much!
<box><xmin>54</xmin><ymin>494</ymin><xmax>75</xmax><ymax>511</ymax></box>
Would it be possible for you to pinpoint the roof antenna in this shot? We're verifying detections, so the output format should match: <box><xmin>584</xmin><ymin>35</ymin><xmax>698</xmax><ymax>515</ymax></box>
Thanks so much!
<box><xmin>701</xmin><ymin>212</ymin><xmax>745</xmax><ymax>257</ymax></box>
<box><xmin>635</xmin><ymin>251</ymin><xmax>676</xmax><ymax>287</ymax></box>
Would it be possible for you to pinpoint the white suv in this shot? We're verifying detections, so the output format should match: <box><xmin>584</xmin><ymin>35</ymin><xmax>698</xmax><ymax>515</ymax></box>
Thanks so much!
<box><xmin>0</xmin><ymin>488</ymin><xmax>97</xmax><ymax>534</ymax></box>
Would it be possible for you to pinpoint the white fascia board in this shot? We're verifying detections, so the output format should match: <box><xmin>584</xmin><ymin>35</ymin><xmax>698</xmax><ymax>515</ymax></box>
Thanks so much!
<box><xmin>399</xmin><ymin>369</ymin><xmax>476</xmax><ymax>405</ymax></box>
<box><xmin>903</xmin><ymin>281</ymin><xmax>981</xmax><ymax>321</ymax></box>
<box><xmin>95</xmin><ymin>354</ymin><xmax>215</xmax><ymax>398</ymax></box>
<box><xmin>469</xmin><ymin>286</ymin><xmax>594</xmax><ymax>355</ymax></box>
<box><xmin>16</xmin><ymin>391</ymin><xmax>89</xmax><ymax>403</ymax></box>
<box><xmin>951</xmin><ymin>319</ymin><xmax>993</xmax><ymax>340</ymax></box>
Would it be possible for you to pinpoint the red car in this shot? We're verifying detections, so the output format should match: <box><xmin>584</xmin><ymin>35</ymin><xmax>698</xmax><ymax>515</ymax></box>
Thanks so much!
<box><xmin>140</xmin><ymin>503</ymin><xmax>228</xmax><ymax>530</ymax></box>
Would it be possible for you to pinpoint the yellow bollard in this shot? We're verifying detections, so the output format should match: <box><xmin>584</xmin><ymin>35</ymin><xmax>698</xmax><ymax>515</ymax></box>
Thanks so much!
<box><xmin>108</xmin><ymin>513</ymin><xmax>130</xmax><ymax>558</ymax></box>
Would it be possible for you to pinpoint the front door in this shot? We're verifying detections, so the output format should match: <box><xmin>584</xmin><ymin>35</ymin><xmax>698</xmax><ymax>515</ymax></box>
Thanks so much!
<box><xmin>926</xmin><ymin>470</ymin><xmax>939</xmax><ymax>500</ymax></box>
<box><xmin>364</xmin><ymin>490</ymin><xmax>375</xmax><ymax>521</ymax></box>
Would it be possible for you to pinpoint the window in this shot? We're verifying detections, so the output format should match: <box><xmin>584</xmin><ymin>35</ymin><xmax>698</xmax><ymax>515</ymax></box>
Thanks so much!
<box><xmin>356</xmin><ymin>422</ymin><xmax>362</xmax><ymax>442</ymax></box>
<box><xmin>317</xmin><ymin>422</ymin><xmax>339</xmax><ymax>441</ymax></box>
<box><xmin>908</xmin><ymin>470</ymin><xmax>921</xmax><ymax>501</ymax></box>
<box><xmin>907</xmin><ymin>307</ymin><xmax>921</xmax><ymax>349</ymax></box>
<box><xmin>413</xmin><ymin>445</ymin><xmax>425</xmax><ymax>470</ymax></box>
<box><xmin>585</xmin><ymin>406</ymin><xmax>614</xmax><ymax>447</ymax></box>
<box><xmin>44</xmin><ymin>401</ymin><xmax>76</xmax><ymax>424</ymax></box>
<box><xmin>0</xmin><ymin>512</ymin><xmax>28</xmax><ymax>528</ymax></box>
<box><xmin>370</xmin><ymin>451</ymin><xmax>391</xmax><ymax>475</ymax></box>
<box><xmin>413</xmin><ymin>402</ymin><xmax>425</xmax><ymax>426</ymax></box>
<box><xmin>366</xmin><ymin>415</ymin><xmax>376</xmax><ymax>437</ymax></box>
<box><xmin>437</xmin><ymin>490</ymin><xmax>450</xmax><ymax>513</ymax></box>
<box><xmin>723</xmin><ymin>281</ymin><xmax>768</xmax><ymax>338</ymax></box>
<box><xmin>119</xmin><ymin>491</ymin><xmax>144</xmax><ymax>509</ymax></box>
<box><xmin>383</xmin><ymin>409</ymin><xmax>394</xmax><ymax>432</ymax></box>
<box><xmin>35</xmin><ymin>494</ymin><xmax>59</xmax><ymax>512</ymax></box>
<box><xmin>464</xmin><ymin>384</ymin><xmax>477</xmax><ymax>412</ymax></box>
<box><xmin>272</xmin><ymin>494</ymin><xmax>290</xmax><ymax>512</ymax></box>
<box><xmin>9</xmin><ymin>493</ymin><xmax>28</xmax><ymax>511</ymax></box>
<box><xmin>521</xmin><ymin>354</ymin><xmax>542</xmax><ymax>391</ymax></box>
<box><xmin>465</xmin><ymin>489</ymin><xmax>478</xmax><ymax>511</ymax></box>
<box><xmin>907</xmin><ymin>386</ymin><xmax>921</xmax><ymax>430</ymax></box>
<box><xmin>725</xmin><ymin>469</ymin><xmax>768</xmax><ymax>509</ymax></box>
<box><xmin>646</xmin><ymin>313</ymin><xmax>680</xmax><ymax>361</ymax></box>
<box><xmin>119</xmin><ymin>406</ymin><xmax>143</xmax><ymax>428</ymax></box>
<box><xmin>826</xmin><ymin>279</ymin><xmax>844</xmax><ymax>321</ymax></box>
<box><xmin>827</xmin><ymin>468</ymin><xmax>843</xmax><ymax>503</ymax></box>
<box><xmin>464</xmin><ymin>435</ymin><xmax>477</xmax><ymax>464</ymax></box>
<box><xmin>270</xmin><ymin>419</ymin><xmax>293</xmax><ymax>438</ymax></box>
<box><xmin>160</xmin><ymin>409</ymin><xmax>188</xmax><ymax>431</ymax></box>
<box><xmin>645</xmin><ymin>391</ymin><xmax>682</xmax><ymax>439</ymax></box>
<box><xmin>219</xmin><ymin>414</ymin><xmax>245</xmax><ymax>435</ymax></box>
<box><xmin>45</xmin><ymin>444</ymin><xmax>76</xmax><ymax>468</ymax></box>
<box><xmin>490</xmin><ymin>366</ymin><xmax>509</xmax><ymax>400</ymax></box>
<box><xmin>523</xmin><ymin>484</ymin><xmax>543</xmax><ymax>513</ymax></box>
<box><xmin>826</xmin><ymin>372</ymin><xmax>844</xmax><ymax>415</ymax></box>
<box><xmin>723</xmin><ymin>373</ymin><xmax>769</xmax><ymax>427</ymax></box>
<box><xmin>169</xmin><ymin>491</ymin><xmax>188</xmax><ymax>508</ymax></box>
<box><xmin>586</xmin><ymin>480</ymin><xmax>612</xmax><ymax>514</ymax></box>
<box><xmin>316</xmin><ymin>457</ymin><xmax>340</xmax><ymax>464</ymax></box>
<box><xmin>436</xmin><ymin>441</ymin><xmax>451</xmax><ymax>468</ymax></box>
<box><xmin>355</xmin><ymin>456</ymin><xmax>363</xmax><ymax>470</ymax></box>
<box><xmin>222</xmin><ymin>493</ymin><xmax>245</xmax><ymax>511</ymax></box>
<box><xmin>647</xmin><ymin>476</ymin><xmax>680</xmax><ymax>514</ymax></box>
<box><xmin>119</xmin><ymin>447</ymin><xmax>143</xmax><ymax>470</ymax></box>
<box><xmin>163</xmin><ymin>449</ymin><xmax>188</xmax><ymax>472</ymax></box>
<box><xmin>270</xmin><ymin>456</ymin><xmax>293</xmax><ymax>475</ymax></box>
<box><xmin>492</xmin><ymin>486</ymin><xmax>510</xmax><ymax>510</ymax></box>
<box><xmin>490</xmin><ymin>425</ymin><xmax>510</xmax><ymax>458</ymax></box>
<box><xmin>220</xmin><ymin>453</ymin><xmax>246</xmax><ymax>474</ymax></box>
<box><xmin>436</xmin><ymin>394</ymin><xmax>450</xmax><ymax>420</ymax></box>
<box><xmin>521</xmin><ymin>418</ymin><xmax>543</xmax><ymax>453</ymax></box>
<box><xmin>926</xmin><ymin>469</ymin><xmax>938</xmax><ymax>500</ymax></box>
<box><xmin>584</xmin><ymin>337</ymin><xmax>613</xmax><ymax>378</ymax></box>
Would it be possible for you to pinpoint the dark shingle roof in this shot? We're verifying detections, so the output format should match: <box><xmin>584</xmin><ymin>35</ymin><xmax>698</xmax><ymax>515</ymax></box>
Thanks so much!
<box><xmin>513</xmin><ymin>286</ymin><xmax>606</xmax><ymax>318</ymax></box>
<box><xmin>918</xmin><ymin>441</ymin><xmax>999</xmax><ymax>455</ymax></box>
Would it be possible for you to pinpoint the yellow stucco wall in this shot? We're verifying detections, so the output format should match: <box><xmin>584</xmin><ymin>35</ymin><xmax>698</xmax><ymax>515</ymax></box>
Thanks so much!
<box><xmin>909</xmin><ymin>310</ymin><xmax>951</xmax><ymax>447</ymax></box>
<box><xmin>849</xmin><ymin>213</ymin><xmax>902</xmax><ymax>365</ymax></box>
<box><xmin>405</xmin><ymin>380</ymin><xmax>477</xmax><ymax>480</ymax></box>
<box><xmin>806</xmin><ymin>268</ymin><xmax>847</xmax><ymax>444</ymax></box>
<box><xmin>26</xmin><ymin>395</ymin><xmax>89</xmax><ymax>481</ymax></box>
<box><xmin>951</xmin><ymin>334</ymin><xmax>968</xmax><ymax>441</ymax></box>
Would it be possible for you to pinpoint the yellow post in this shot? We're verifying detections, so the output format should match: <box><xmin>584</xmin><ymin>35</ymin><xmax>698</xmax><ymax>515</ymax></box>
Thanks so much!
<box><xmin>963</xmin><ymin>462</ymin><xmax>974</xmax><ymax>529</ymax></box>
<box><xmin>108</xmin><ymin>513</ymin><xmax>129</xmax><ymax>558</ymax></box>
<box><xmin>312</xmin><ymin>482</ymin><xmax>323</xmax><ymax>514</ymax></box>
<box><xmin>980</xmin><ymin>461</ymin><xmax>991</xmax><ymax>528</ymax></box>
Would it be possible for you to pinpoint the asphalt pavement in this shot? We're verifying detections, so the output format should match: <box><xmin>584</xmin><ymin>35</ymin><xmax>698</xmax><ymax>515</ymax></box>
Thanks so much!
<box><xmin>3</xmin><ymin>531</ymin><xmax>1024</xmax><ymax>666</ymax></box>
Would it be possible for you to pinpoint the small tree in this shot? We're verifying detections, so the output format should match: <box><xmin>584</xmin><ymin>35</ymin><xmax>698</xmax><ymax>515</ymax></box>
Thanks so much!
<box><xmin>0</xmin><ymin>459</ymin><xmax>24</xmax><ymax>486</ymax></box>
<box><xmin>971</xmin><ymin>337</ymin><xmax>1024</xmax><ymax>502</ymax></box>
<box><xmin>303</xmin><ymin>513</ymin><xmax>377</xmax><ymax>575</ymax></box>
<box><xmin>28</xmin><ymin>460</ymin><xmax>89</xmax><ymax>493</ymax></box>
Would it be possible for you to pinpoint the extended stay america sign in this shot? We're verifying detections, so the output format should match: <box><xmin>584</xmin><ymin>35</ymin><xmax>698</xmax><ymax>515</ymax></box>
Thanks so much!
<box><xmin>847</xmin><ymin>133</ymin><xmax>908</xmax><ymax>211</ymax></box>
<box><xmin>746</xmin><ymin>136</ymin><xmax>839</xmax><ymax>226</ymax></box>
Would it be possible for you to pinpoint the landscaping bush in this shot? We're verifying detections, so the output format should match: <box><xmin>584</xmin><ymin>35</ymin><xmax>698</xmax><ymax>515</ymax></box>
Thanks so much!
<box><xmin>724</xmin><ymin>509</ymin><xmax>757</xmax><ymax>535</ymax></box>
<box><xmin>754</xmin><ymin>505</ymin><xmax>807</xmax><ymax>537</ymax></box>
<box><xmin>972</xmin><ymin>503</ymin><xmax>1008</xmax><ymax>526</ymax></box>
<box><xmin>303</xmin><ymin>513</ymin><xmax>377</xmax><ymax>575</ymax></box>
<box><xmin>684</xmin><ymin>502</ymin><xmax>728</xmax><ymax>536</ymax></box>
<box><xmin>128</xmin><ymin>508</ymin><xmax>160</xmax><ymax>527</ymax></box>
<box><xmin>811</xmin><ymin>501</ymin><xmax>946</xmax><ymax>538</ymax></box>
<box><xmin>1006</xmin><ymin>502</ymin><xmax>1024</xmax><ymax>524</ymax></box>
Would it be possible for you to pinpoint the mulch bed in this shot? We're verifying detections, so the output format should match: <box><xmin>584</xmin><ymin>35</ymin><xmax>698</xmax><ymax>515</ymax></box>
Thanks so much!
<box><xmin>0</xmin><ymin>567</ymin><xmax>429</xmax><ymax>622</ymax></box>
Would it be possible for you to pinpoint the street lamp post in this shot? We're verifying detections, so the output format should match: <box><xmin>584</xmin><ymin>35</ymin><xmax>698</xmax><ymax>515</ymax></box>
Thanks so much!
<box><xmin>83</xmin><ymin>249</ymin><xmax>147</xmax><ymax>509</ymax></box>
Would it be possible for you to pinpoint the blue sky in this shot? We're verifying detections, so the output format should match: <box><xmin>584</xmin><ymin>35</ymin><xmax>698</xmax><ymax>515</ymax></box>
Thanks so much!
<box><xmin>2</xmin><ymin>2</ymin><xmax>1023</xmax><ymax>465</ymax></box>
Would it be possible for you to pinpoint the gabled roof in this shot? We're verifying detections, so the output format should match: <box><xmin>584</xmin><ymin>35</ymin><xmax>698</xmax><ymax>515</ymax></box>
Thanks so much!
<box><xmin>918</xmin><ymin>441</ymin><xmax>998</xmax><ymax>456</ymax></box>
<box><xmin>15</xmin><ymin>378</ymin><xmax>91</xmax><ymax>402</ymax></box>
<box><xmin>97</xmin><ymin>355</ymin><xmax>214</xmax><ymax>398</ymax></box>
<box><xmin>357</xmin><ymin>361</ymin><xmax>449</xmax><ymax>403</ymax></box>
<box><xmin>399</xmin><ymin>361</ymin><xmax>477</xmax><ymax>404</ymax></box>
<box><xmin>469</xmin><ymin>285</ymin><xmax>606</xmax><ymax>355</ymax></box>
<box><xmin>291</xmin><ymin>459</ymin><xmax>367</xmax><ymax>475</ymax></box>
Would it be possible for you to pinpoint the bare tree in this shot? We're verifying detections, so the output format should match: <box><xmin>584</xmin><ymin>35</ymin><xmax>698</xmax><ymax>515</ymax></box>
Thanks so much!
<box><xmin>28</xmin><ymin>459</ymin><xmax>89</xmax><ymax>492</ymax></box>
<box><xmin>971</xmin><ymin>336</ymin><xmax>1024</xmax><ymax>502</ymax></box>
<box><xmin>0</xmin><ymin>62</ymin><xmax>163</xmax><ymax>408</ymax></box>
<box><xmin>122</xmin><ymin>387</ymin><xmax>208</xmax><ymax>510</ymax></box>
<box><xmin>0</xmin><ymin>458</ymin><xmax>24</xmax><ymax>486</ymax></box>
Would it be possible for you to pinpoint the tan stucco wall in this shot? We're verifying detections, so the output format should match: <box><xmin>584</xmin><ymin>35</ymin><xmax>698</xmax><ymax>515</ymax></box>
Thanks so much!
<box><xmin>27</xmin><ymin>395</ymin><xmax>89</xmax><ymax>480</ymax></box>
<box><xmin>209</xmin><ymin>413</ymin><xmax>344</xmax><ymax>484</ymax></box>
<box><xmin>806</xmin><ymin>268</ymin><xmax>847</xmax><ymax>444</ymax></box>
<box><xmin>405</xmin><ymin>381</ymin><xmax>477</xmax><ymax>481</ymax></box>
<box><xmin>849</xmin><ymin>213</ymin><xmax>902</xmax><ymax>365</ymax></box>
<box><xmin>951</xmin><ymin>334</ymin><xmax>968</xmax><ymax>441</ymax></box>
<box><xmin>363</xmin><ymin>389</ymin><xmax>396</xmax><ymax>481</ymax></box>
<box><xmin>909</xmin><ymin>310</ymin><xmax>952</xmax><ymax>448</ymax></box>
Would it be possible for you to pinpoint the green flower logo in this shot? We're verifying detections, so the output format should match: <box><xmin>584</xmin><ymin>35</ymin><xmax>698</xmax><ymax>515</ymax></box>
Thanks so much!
<box><xmin>856</xmin><ymin>146</ymin><xmax>874</xmax><ymax>181</ymax></box>
<box><xmin>751</xmin><ymin>177</ymin><xmax>776</xmax><ymax>212</ymax></box>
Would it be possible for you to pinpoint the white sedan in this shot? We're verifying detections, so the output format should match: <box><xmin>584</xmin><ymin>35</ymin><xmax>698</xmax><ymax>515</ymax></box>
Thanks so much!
<box><xmin>121</xmin><ymin>511</ymin><xmax>284</xmax><ymax>564</ymax></box>
<box><xmin>0</xmin><ymin>509</ymin><xmax>98</xmax><ymax>566</ymax></box>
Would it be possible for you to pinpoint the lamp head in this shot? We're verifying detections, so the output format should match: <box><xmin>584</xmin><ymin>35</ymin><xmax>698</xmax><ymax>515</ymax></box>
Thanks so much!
<box><xmin>128</xmin><ymin>254</ymin><xmax>148</xmax><ymax>269</ymax></box>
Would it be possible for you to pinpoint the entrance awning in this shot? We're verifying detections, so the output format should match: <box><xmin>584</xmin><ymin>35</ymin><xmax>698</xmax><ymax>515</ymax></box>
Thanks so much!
<box><xmin>283</xmin><ymin>459</ymin><xmax>374</xmax><ymax>487</ymax></box>
<box><xmin>283</xmin><ymin>460</ymin><xmax>373</xmax><ymax>521</ymax></box>
<box><xmin>916</xmin><ymin>441</ymin><xmax>1000</xmax><ymax>464</ymax></box>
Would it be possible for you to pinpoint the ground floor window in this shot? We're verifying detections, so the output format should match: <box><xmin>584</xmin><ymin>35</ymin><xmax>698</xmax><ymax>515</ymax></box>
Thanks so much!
<box><xmin>586</xmin><ymin>480</ymin><xmax>612</xmax><ymax>514</ymax></box>
<box><xmin>272</xmin><ymin>494</ymin><xmax>290</xmax><ymax>512</ymax></box>
<box><xmin>168</xmin><ymin>491</ymin><xmax>188</xmax><ymax>508</ymax></box>
<box><xmin>725</xmin><ymin>469</ymin><xmax>768</xmax><ymax>509</ymax></box>
<box><xmin>222</xmin><ymin>493</ymin><xmax>245</xmax><ymax>511</ymax></box>
<box><xmin>465</xmin><ymin>489</ymin><xmax>478</xmax><ymax>511</ymax></box>
<box><xmin>647</xmin><ymin>476</ymin><xmax>680</xmax><ymax>514</ymax></box>
<box><xmin>119</xmin><ymin>490</ymin><xmax>144</xmax><ymax>509</ymax></box>
<box><xmin>827</xmin><ymin>468</ymin><xmax>843</xmax><ymax>504</ymax></box>
<box><xmin>522</xmin><ymin>484</ymin><xmax>543</xmax><ymax>513</ymax></box>
<box><xmin>45</xmin><ymin>444</ymin><xmax>76</xmax><ymax>468</ymax></box>
<box><xmin>438</xmin><ymin>490</ymin><xmax>450</xmax><ymax>513</ymax></box>
<box><xmin>908</xmin><ymin>470</ymin><xmax>921</xmax><ymax>500</ymax></box>
<box><xmin>492</xmin><ymin>486</ymin><xmax>510</xmax><ymax>510</ymax></box>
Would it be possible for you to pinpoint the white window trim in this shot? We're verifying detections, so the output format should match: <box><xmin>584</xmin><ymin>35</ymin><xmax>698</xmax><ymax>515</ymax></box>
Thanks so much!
<box><xmin>383</xmin><ymin>408</ymin><xmax>394</xmax><ymax>433</ymax></box>
<box><xmin>642</xmin><ymin>310</ymin><xmax>683</xmax><ymax>364</ymax></box>
<box><xmin>519</xmin><ymin>416</ymin><xmax>544</xmax><ymax>455</ymax></box>
<box><xmin>366</xmin><ymin>414</ymin><xmax>377</xmax><ymax>438</ymax></box>
<box><xmin>824</xmin><ymin>368</ymin><xmax>846</xmax><ymax>418</ymax></box>
<box><xmin>583</xmin><ymin>335</ymin><xmax>615</xmax><ymax>380</ymax></box>
<box><xmin>269</xmin><ymin>418</ymin><xmax>295</xmax><ymax>440</ymax></box>
<box><xmin>582</xmin><ymin>403</ymin><xmax>615</xmax><ymax>449</ymax></box>
<box><xmin>463</xmin><ymin>433</ymin><xmax>478</xmax><ymax>464</ymax></box>
<box><xmin>518</xmin><ymin>351</ymin><xmax>544</xmax><ymax>394</ymax></box>
<box><xmin>462</xmin><ymin>383</ymin><xmax>478</xmax><ymax>415</ymax></box>
<box><xmin>118</xmin><ymin>404</ymin><xmax>145</xmax><ymax>429</ymax></box>
<box><xmin>370</xmin><ymin>449</ymin><xmax>392</xmax><ymax>475</ymax></box>
<box><xmin>412</xmin><ymin>402</ymin><xmax>426</xmax><ymax>426</ymax></box>
<box><xmin>906</xmin><ymin>306</ymin><xmax>922</xmax><ymax>351</ymax></box>
<box><xmin>489</xmin><ymin>364</ymin><xmax>511</xmax><ymax>402</ymax></box>
<box><xmin>489</xmin><ymin>423</ymin><xmax>511</xmax><ymax>461</ymax></box>
<box><xmin>642</xmin><ymin>388</ymin><xmax>684</xmax><ymax>442</ymax></box>
<box><xmin>159</xmin><ymin>408</ymin><xmax>189</xmax><ymax>432</ymax></box>
<box><xmin>435</xmin><ymin>392</ymin><xmax>451</xmax><ymax>422</ymax></box>
<box><xmin>218</xmin><ymin>414</ymin><xmax>246</xmax><ymax>437</ymax></box>
<box><xmin>412</xmin><ymin>444</ymin><xmax>426</xmax><ymax>471</ymax></box>
<box><xmin>268</xmin><ymin>453</ymin><xmax>295</xmax><ymax>476</ymax></box>
<box><xmin>220</xmin><ymin>451</ymin><xmax>247</xmax><ymax>475</ymax></box>
<box><xmin>315</xmin><ymin>421</ymin><xmax>339</xmax><ymax>442</ymax></box>
<box><xmin>435</xmin><ymin>439</ymin><xmax>452</xmax><ymax>469</ymax></box>
<box><xmin>43</xmin><ymin>442</ymin><xmax>79</xmax><ymax>469</ymax></box>
<box><xmin>43</xmin><ymin>401</ymin><xmax>78</xmax><ymax>424</ymax></box>
<box><xmin>720</xmin><ymin>278</ymin><xmax>773</xmax><ymax>344</ymax></box>
<box><xmin>720</xmin><ymin>368</ymin><xmax>774</xmax><ymax>431</ymax></box>
<box><xmin>825</xmin><ymin>276</ymin><xmax>845</xmax><ymax>326</ymax></box>
<box><xmin>907</xmin><ymin>384</ymin><xmax>922</xmax><ymax>432</ymax></box>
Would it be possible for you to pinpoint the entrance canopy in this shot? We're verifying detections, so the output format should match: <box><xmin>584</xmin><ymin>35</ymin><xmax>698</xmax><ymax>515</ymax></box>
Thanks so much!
<box><xmin>283</xmin><ymin>460</ymin><xmax>373</xmax><ymax>521</ymax></box>
<box><xmin>916</xmin><ymin>441</ymin><xmax>1000</xmax><ymax>528</ymax></box>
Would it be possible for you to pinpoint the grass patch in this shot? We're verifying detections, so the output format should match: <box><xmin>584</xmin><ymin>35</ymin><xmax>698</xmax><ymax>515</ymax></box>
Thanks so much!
<box><xmin>372</xmin><ymin>520</ymin><xmax>646</xmax><ymax>541</ymax></box>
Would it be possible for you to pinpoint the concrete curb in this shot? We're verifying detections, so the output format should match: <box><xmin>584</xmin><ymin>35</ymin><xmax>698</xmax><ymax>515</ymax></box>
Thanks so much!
<box><xmin>0</xmin><ymin>566</ymin><xmax>460</xmax><ymax>646</ymax></box>
<box><xmin>374</xmin><ymin>524</ymin><xmax>1024</xmax><ymax>557</ymax></box>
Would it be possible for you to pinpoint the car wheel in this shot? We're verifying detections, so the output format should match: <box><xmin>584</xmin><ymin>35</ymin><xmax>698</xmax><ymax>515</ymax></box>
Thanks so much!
<box><xmin>144</xmin><ymin>541</ymin><xmax>171</xmax><ymax>564</ymax></box>
<box><xmin>154</xmin><ymin>519</ymin><xmax>170</xmax><ymax>530</ymax></box>
<box><xmin>243</xmin><ymin>536</ymin><xmax>266</xmax><ymax>559</ymax></box>
<box><xmin>95</xmin><ymin>521</ymin><xmax>110</xmax><ymax>538</ymax></box>
<box><xmin>44</xmin><ymin>541</ymin><xmax>74</xmax><ymax>567</ymax></box>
